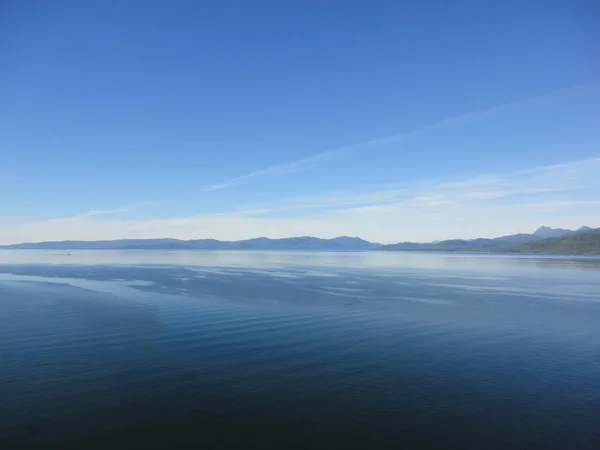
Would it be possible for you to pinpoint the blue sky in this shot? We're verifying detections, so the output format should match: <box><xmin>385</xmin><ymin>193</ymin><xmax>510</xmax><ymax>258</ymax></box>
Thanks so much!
<box><xmin>1</xmin><ymin>0</ymin><xmax>599</xmax><ymax>244</ymax></box>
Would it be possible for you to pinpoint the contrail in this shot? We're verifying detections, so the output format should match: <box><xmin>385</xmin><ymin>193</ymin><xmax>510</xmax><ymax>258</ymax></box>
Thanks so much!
<box><xmin>204</xmin><ymin>81</ymin><xmax>598</xmax><ymax>192</ymax></box>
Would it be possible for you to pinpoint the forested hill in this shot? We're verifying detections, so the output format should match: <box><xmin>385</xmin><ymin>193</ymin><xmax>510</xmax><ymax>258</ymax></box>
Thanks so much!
<box><xmin>504</xmin><ymin>228</ymin><xmax>600</xmax><ymax>254</ymax></box>
<box><xmin>380</xmin><ymin>226</ymin><xmax>591</xmax><ymax>252</ymax></box>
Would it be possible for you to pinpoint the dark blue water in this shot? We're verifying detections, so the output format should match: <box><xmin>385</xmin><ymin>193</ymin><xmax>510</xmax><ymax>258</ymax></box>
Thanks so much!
<box><xmin>1</xmin><ymin>251</ymin><xmax>600</xmax><ymax>449</ymax></box>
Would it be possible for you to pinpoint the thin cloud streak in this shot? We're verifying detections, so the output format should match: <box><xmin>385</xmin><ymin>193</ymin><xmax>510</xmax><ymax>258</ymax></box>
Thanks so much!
<box><xmin>80</xmin><ymin>202</ymin><xmax>155</xmax><ymax>217</ymax></box>
<box><xmin>204</xmin><ymin>81</ymin><xmax>599</xmax><ymax>191</ymax></box>
<box><xmin>229</xmin><ymin>156</ymin><xmax>600</xmax><ymax>217</ymax></box>
<box><xmin>204</xmin><ymin>149</ymin><xmax>347</xmax><ymax>191</ymax></box>
<box><xmin>82</xmin><ymin>207</ymin><xmax>132</xmax><ymax>217</ymax></box>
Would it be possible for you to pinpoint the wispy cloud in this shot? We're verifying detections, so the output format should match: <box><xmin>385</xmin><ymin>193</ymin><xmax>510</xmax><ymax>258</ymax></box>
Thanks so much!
<box><xmin>79</xmin><ymin>202</ymin><xmax>155</xmax><ymax>218</ymax></box>
<box><xmin>81</xmin><ymin>207</ymin><xmax>132</xmax><ymax>217</ymax></box>
<box><xmin>223</xmin><ymin>155</ymin><xmax>600</xmax><ymax>217</ymax></box>
<box><xmin>228</xmin><ymin>188</ymin><xmax>409</xmax><ymax>215</ymax></box>
<box><xmin>204</xmin><ymin>149</ymin><xmax>349</xmax><ymax>191</ymax></box>
<box><xmin>204</xmin><ymin>81</ymin><xmax>599</xmax><ymax>191</ymax></box>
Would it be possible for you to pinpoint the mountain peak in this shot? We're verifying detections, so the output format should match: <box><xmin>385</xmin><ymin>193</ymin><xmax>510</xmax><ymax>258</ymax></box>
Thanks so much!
<box><xmin>533</xmin><ymin>226</ymin><xmax>573</xmax><ymax>238</ymax></box>
<box><xmin>534</xmin><ymin>226</ymin><xmax>553</xmax><ymax>234</ymax></box>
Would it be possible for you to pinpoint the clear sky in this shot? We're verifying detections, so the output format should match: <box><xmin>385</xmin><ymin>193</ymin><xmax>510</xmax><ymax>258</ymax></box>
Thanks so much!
<box><xmin>2</xmin><ymin>0</ymin><xmax>599</xmax><ymax>244</ymax></box>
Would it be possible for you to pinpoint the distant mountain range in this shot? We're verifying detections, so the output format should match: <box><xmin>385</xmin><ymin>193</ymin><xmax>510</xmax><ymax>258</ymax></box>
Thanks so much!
<box><xmin>1</xmin><ymin>226</ymin><xmax>598</xmax><ymax>254</ymax></box>
<box><xmin>0</xmin><ymin>236</ymin><xmax>379</xmax><ymax>251</ymax></box>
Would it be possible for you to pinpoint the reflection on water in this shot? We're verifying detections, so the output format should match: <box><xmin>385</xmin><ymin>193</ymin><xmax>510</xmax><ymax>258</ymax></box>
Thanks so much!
<box><xmin>1</xmin><ymin>249</ymin><xmax>600</xmax><ymax>272</ymax></box>
<box><xmin>1</xmin><ymin>251</ymin><xmax>599</xmax><ymax>449</ymax></box>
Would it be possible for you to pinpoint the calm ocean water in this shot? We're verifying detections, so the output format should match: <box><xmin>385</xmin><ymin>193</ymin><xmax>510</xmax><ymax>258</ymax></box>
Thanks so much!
<box><xmin>1</xmin><ymin>250</ymin><xmax>599</xmax><ymax>449</ymax></box>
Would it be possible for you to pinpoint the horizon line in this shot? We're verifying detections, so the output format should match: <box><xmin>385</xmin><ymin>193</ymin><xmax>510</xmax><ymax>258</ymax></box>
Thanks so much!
<box><xmin>1</xmin><ymin>225</ymin><xmax>597</xmax><ymax>248</ymax></box>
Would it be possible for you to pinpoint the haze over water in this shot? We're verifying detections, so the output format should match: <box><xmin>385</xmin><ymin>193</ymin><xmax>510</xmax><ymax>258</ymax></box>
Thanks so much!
<box><xmin>1</xmin><ymin>250</ymin><xmax>600</xmax><ymax>449</ymax></box>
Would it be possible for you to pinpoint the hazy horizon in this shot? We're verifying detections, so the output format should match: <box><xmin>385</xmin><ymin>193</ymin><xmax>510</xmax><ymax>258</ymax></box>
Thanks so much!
<box><xmin>1</xmin><ymin>224</ymin><xmax>597</xmax><ymax>247</ymax></box>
